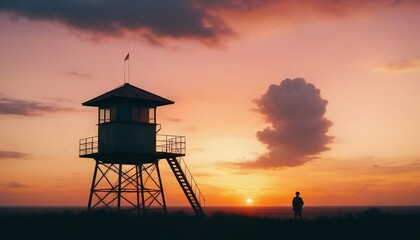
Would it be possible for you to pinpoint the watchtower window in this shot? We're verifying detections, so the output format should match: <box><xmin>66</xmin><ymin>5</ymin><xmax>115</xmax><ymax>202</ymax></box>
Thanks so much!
<box><xmin>132</xmin><ymin>106</ymin><xmax>153</xmax><ymax>123</ymax></box>
<box><xmin>99</xmin><ymin>106</ymin><xmax>116</xmax><ymax>124</ymax></box>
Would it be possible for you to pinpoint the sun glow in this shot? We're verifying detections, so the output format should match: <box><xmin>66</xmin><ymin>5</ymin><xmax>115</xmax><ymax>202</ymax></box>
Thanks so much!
<box><xmin>246</xmin><ymin>198</ymin><xmax>253</xmax><ymax>204</ymax></box>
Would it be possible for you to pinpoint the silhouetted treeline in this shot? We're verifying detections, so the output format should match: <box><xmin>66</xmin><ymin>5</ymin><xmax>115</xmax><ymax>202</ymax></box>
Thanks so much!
<box><xmin>0</xmin><ymin>208</ymin><xmax>419</xmax><ymax>240</ymax></box>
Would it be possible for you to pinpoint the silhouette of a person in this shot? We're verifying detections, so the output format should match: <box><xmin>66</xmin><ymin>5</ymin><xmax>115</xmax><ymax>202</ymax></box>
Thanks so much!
<box><xmin>292</xmin><ymin>191</ymin><xmax>304</xmax><ymax>219</ymax></box>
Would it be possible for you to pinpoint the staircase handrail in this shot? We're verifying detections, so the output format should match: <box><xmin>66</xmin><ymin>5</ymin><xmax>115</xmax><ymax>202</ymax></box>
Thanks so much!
<box><xmin>177</xmin><ymin>157</ymin><xmax>206</xmax><ymax>210</ymax></box>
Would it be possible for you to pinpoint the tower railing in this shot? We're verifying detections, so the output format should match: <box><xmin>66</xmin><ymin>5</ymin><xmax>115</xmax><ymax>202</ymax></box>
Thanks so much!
<box><xmin>79</xmin><ymin>136</ymin><xmax>98</xmax><ymax>156</ymax></box>
<box><xmin>156</xmin><ymin>134</ymin><xmax>186</xmax><ymax>155</ymax></box>
<box><xmin>79</xmin><ymin>134</ymin><xmax>186</xmax><ymax>156</ymax></box>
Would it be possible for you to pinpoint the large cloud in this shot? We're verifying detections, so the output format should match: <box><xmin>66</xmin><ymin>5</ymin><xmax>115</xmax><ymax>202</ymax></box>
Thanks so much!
<box><xmin>0</xmin><ymin>0</ymin><xmax>418</xmax><ymax>46</ymax></box>
<box><xmin>239</xmin><ymin>78</ymin><xmax>333</xmax><ymax>168</ymax></box>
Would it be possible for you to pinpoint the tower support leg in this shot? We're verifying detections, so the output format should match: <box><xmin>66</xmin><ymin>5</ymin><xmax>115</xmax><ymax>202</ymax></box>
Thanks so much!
<box><xmin>139</xmin><ymin>165</ymin><xmax>146</xmax><ymax>214</ymax></box>
<box><xmin>117</xmin><ymin>163</ymin><xmax>122</xmax><ymax>211</ymax></box>
<box><xmin>87</xmin><ymin>160</ymin><xmax>167</xmax><ymax>214</ymax></box>
<box><xmin>136</xmin><ymin>165</ymin><xmax>140</xmax><ymax>215</ymax></box>
<box><xmin>139</xmin><ymin>162</ymin><xmax>167</xmax><ymax>214</ymax></box>
<box><xmin>87</xmin><ymin>161</ymin><xmax>99</xmax><ymax>211</ymax></box>
<box><xmin>156</xmin><ymin>162</ymin><xmax>167</xmax><ymax>214</ymax></box>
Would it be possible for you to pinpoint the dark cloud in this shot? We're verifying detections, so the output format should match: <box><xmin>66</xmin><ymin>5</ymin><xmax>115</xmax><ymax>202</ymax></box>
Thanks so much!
<box><xmin>0</xmin><ymin>95</ymin><xmax>75</xmax><ymax>116</ymax></box>
<box><xmin>0</xmin><ymin>0</ymin><xmax>234</xmax><ymax>46</ymax></box>
<box><xmin>198</xmin><ymin>0</ymin><xmax>275</xmax><ymax>11</ymax></box>
<box><xmin>0</xmin><ymin>150</ymin><xmax>28</xmax><ymax>159</ymax></box>
<box><xmin>1</xmin><ymin>1</ymin><xmax>417</xmax><ymax>46</ymax></box>
<box><xmin>238</xmin><ymin>78</ymin><xmax>333</xmax><ymax>168</ymax></box>
<box><xmin>7</xmin><ymin>181</ymin><xmax>27</xmax><ymax>188</ymax></box>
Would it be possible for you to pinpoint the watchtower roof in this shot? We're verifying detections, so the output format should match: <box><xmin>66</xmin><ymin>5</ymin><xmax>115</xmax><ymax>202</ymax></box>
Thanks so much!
<box><xmin>82</xmin><ymin>83</ymin><xmax>174</xmax><ymax>107</ymax></box>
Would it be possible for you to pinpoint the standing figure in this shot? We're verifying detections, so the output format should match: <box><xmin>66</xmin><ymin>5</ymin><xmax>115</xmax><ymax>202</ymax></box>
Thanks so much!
<box><xmin>292</xmin><ymin>191</ymin><xmax>304</xmax><ymax>219</ymax></box>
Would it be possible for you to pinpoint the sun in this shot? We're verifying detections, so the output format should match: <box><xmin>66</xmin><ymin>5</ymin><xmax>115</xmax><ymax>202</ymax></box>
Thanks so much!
<box><xmin>246</xmin><ymin>198</ymin><xmax>253</xmax><ymax>204</ymax></box>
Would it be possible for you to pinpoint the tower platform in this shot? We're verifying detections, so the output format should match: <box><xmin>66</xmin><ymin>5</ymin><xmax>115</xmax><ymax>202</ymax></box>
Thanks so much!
<box><xmin>80</xmin><ymin>152</ymin><xmax>185</xmax><ymax>164</ymax></box>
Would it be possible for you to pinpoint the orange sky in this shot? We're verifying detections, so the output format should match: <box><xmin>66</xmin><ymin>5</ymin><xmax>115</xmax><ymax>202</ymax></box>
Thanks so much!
<box><xmin>0</xmin><ymin>1</ymin><xmax>419</xmax><ymax>207</ymax></box>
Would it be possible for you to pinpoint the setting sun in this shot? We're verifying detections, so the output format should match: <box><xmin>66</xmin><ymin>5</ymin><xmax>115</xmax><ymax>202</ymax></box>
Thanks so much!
<box><xmin>247</xmin><ymin>198</ymin><xmax>253</xmax><ymax>204</ymax></box>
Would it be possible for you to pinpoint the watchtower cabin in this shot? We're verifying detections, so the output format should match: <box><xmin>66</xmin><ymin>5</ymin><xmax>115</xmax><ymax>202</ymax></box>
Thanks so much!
<box><xmin>79</xmin><ymin>83</ymin><xmax>205</xmax><ymax>215</ymax></box>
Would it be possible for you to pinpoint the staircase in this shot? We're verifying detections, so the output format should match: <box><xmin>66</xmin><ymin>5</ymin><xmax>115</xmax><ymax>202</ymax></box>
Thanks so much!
<box><xmin>167</xmin><ymin>157</ymin><xmax>205</xmax><ymax>216</ymax></box>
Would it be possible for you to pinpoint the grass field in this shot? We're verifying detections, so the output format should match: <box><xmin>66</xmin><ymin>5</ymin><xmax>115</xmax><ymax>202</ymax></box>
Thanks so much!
<box><xmin>1</xmin><ymin>208</ymin><xmax>419</xmax><ymax>239</ymax></box>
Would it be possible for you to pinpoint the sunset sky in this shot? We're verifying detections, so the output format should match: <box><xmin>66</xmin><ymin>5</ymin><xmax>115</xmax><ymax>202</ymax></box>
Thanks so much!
<box><xmin>1</xmin><ymin>1</ymin><xmax>419</xmax><ymax>207</ymax></box>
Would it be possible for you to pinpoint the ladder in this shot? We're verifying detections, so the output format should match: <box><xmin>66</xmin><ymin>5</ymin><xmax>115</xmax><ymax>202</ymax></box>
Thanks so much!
<box><xmin>166</xmin><ymin>157</ymin><xmax>205</xmax><ymax>216</ymax></box>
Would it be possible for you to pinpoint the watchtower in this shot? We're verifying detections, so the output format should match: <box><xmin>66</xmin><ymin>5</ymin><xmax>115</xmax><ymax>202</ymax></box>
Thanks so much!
<box><xmin>79</xmin><ymin>83</ymin><xmax>204</xmax><ymax>215</ymax></box>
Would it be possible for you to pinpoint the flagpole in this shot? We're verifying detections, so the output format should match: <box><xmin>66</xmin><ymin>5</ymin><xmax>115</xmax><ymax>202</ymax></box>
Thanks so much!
<box><xmin>124</xmin><ymin>53</ymin><xmax>129</xmax><ymax>84</ymax></box>
<box><xmin>128</xmin><ymin>56</ymin><xmax>130</xmax><ymax>83</ymax></box>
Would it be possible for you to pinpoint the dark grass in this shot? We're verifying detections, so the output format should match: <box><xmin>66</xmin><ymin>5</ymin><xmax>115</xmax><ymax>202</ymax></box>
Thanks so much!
<box><xmin>1</xmin><ymin>208</ymin><xmax>419</xmax><ymax>240</ymax></box>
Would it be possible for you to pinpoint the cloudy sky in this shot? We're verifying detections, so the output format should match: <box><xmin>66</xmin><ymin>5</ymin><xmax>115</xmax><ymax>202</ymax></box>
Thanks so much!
<box><xmin>0</xmin><ymin>0</ymin><xmax>419</xmax><ymax>206</ymax></box>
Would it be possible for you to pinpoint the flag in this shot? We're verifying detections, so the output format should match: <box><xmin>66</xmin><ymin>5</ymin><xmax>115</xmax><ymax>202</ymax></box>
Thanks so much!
<box><xmin>124</xmin><ymin>53</ymin><xmax>129</xmax><ymax>61</ymax></box>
